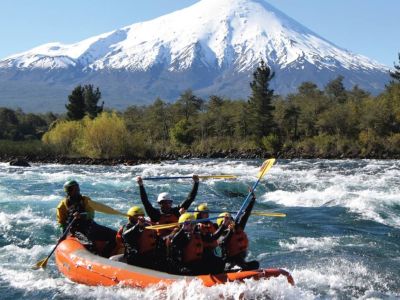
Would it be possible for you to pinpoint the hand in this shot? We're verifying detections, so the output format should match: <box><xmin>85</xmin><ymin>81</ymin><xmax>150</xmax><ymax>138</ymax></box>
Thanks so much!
<box><xmin>137</xmin><ymin>216</ymin><xmax>145</xmax><ymax>226</ymax></box>
<box><xmin>183</xmin><ymin>222</ymin><xmax>192</xmax><ymax>231</ymax></box>
<box><xmin>193</xmin><ymin>174</ymin><xmax>199</xmax><ymax>183</ymax></box>
<box><xmin>73</xmin><ymin>212</ymin><xmax>81</xmax><ymax>219</ymax></box>
<box><xmin>136</xmin><ymin>176</ymin><xmax>143</xmax><ymax>186</ymax></box>
<box><xmin>223</xmin><ymin>216</ymin><xmax>231</xmax><ymax>227</ymax></box>
<box><xmin>179</xmin><ymin>208</ymin><xmax>186</xmax><ymax>215</ymax></box>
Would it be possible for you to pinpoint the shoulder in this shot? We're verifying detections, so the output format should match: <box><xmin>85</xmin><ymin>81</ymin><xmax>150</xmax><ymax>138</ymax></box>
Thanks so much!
<box><xmin>57</xmin><ymin>198</ymin><xmax>68</xmax><ymax>208</ymax></box>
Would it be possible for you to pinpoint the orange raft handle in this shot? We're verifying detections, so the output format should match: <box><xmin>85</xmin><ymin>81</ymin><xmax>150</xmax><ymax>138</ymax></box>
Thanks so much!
<box><xmin>262</xmin><ymin>268</ymin><xmax>295</xmax><ymax>286</ymax></box>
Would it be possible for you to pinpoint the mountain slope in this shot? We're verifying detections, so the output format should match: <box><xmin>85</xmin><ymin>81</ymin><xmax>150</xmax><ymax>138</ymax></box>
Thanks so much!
<box><xmin>0</xmin><ymin>0</ymin><xmax>390</xmax><ymax>112</ymax></box>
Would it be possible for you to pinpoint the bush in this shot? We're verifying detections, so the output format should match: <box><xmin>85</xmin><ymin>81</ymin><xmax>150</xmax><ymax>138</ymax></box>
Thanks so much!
<box><xmin>78</xmin><ymin>112</ymin><xmax>130</xmax><ymax>158</ymax></box>
<box><xmin>42</xmin><ymin>120</ymin><xmax>82</xmax><ymax>155</ymax></box>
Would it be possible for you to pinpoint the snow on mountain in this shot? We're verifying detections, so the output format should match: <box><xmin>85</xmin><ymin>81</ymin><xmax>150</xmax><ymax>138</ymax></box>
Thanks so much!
<box><xmin>1</xmin><ymin>0</ymin><xmax>386</xmax><ymax>72</ymax></box>
<box><xmin>0</xmin><ymin>0</ymin><xmax>390</xmax><ymax>112</ymax></box>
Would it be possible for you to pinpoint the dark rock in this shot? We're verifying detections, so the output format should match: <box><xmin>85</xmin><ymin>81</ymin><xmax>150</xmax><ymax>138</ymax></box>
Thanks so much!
<box><xmin>9</xmin><ymin>158</ymin><xmax>31</xmax><ymax>167</ymax></box>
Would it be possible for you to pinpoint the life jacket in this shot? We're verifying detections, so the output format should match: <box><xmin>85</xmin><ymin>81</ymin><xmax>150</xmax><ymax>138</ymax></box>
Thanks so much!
<box><xmin>66</xmin><ymin>196</ymin><xmax>90</xmax><ymax>231</ymax></box>
<box><xmin>198</xmin><ymin>222</ymin><xmax>218</xmax><ymax>249</ymax></box>
<box><xmin>115</xmin><ymin>227</ymin><xmax>125</xmax><ymax>254</ymax></box>
<box><xmin>182</xmin><ymin>232</ymin><xmax>203</xmax><ymax>263</ymax></box>
<box><xmin>224</xmin><ymin>228</ymin><xmax>249</xmax><ymax>258</ymax></box>
<box><xmin>137</xmin><ymin>227</ymin><xmax>157</xmax><ymax>254</ymax></box>
<box><xmin>156</xmin><ymin>213</ymin><xmax>179</xmax><ymax>237</ymax></box>
<box><xmin>121</xmin><ymin>222</ymin><xmax>157</xmax><ymax>256</ymax></box>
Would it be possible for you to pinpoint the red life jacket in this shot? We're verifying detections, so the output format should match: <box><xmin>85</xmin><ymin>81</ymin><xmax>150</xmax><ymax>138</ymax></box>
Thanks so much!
<box><xmin>115</xmin><ymin>226</ymin><xmax>125</xmax><ymax>254</ymax></box>
<box><xmin>225</xmin><ymin>228</ymin><xmax>249</xmax><ymax>258</ymax></box>
<box><xmin>182</xmin><ymin>232</ymin><xmax>203</xmax><ymax>263</ymax></box>
<box><xmin>137</xmin><ymin>227</ymin><xmax>157</xmax><ymax>254</ymax></box>
<box><xmin>198</xmin><ymin>222</ymin><xmax>218</xmax><ymax>249</ymax></box>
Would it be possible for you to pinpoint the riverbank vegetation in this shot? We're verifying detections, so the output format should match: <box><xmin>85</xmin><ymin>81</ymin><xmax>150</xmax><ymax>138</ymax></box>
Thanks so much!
<box><xmin>1</xmin><ymin>55</ymin><xmax>400</xmax><ymax>161</ymax></box>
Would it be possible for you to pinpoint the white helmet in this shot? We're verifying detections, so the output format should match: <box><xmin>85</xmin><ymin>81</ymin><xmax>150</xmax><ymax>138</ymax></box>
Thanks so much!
<box><xmin>157</xmin><ymin>192</ymin><xmax>173</xmax><ymax>203</ymax></box>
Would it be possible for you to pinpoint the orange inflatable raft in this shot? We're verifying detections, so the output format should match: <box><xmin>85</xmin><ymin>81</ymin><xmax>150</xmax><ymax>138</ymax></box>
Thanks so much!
<box><xmin>55</xmin><ymin>236</ymin><xmax>294</xmax><ymax>287</ymax></box>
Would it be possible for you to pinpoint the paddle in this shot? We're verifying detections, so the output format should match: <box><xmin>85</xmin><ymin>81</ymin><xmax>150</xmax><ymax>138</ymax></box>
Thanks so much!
<box><xmin>32</xmin><ymin>216</ymin><xmax>79</xmax><ymax>270</ymax></box>
<box><xmin>145</xmin><ymin>211</ymin><xmax>285</xmax><ymax>230</ymax></box>
<box><xmin>142</xmin><ymin>175</ymin><xmax>237</xmax><ymax>180</ymax></box>
<box><xmin>234</xmin><ymin>158</ymin><xmax>275</xmax><ymax>222</ymax></box>
<box><xmin>188</xmin><ymin>210</ymin><xmax>286</xmax><ymax>217</ymax></box>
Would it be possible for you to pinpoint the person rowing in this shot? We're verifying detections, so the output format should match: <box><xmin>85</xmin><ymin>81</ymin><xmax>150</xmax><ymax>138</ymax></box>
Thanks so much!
<box><xmin>217</xmin><ymin>190</ymin><xmax>259</xmax><ymax>271</ymax></box>
<box><xmin>56</xmin><ymin>180</ymin><xmax>120</xmax><ymax>258</ymax></box>
<box><xmin>193</xmin><ymin>203</ymin><xmax>226</xmax><ymax>273</ymax></box>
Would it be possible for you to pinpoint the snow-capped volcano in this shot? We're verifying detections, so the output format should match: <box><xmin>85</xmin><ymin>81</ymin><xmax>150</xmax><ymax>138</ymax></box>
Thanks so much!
<box><xmin>0</xmin><ymin>0</ymin><xmax>389</xmax><ymax>112</ymax></box>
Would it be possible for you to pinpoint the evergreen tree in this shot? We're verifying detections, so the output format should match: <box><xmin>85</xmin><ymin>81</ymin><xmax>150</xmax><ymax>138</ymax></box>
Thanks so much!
<box><xmin>83</xmin><ymin>84</ymin><xmax>103</xmax><ymax>119</ymax></box>
<box><xmin>248</xmin><ymin>59</ymin><xmax>275</xmax><ymax>138</ymax></box>
<box><xmin>66</xmin><ymin>85</ymin><xmax>85</xmax><ymax>120</ymax></box>
<box><xmin>389</xmin><ymin>52</ymin><xmax>400</xmax><ymax>82</ymax></box>
<box><xmin>325</xmin><ymin>75</ymin><xmax>347</xmax><ymax>103</ymax></box>
<box><xmin>175</xmin><ymin>89</ymin><xmax>203</xmax><ymax>121</ymax></box>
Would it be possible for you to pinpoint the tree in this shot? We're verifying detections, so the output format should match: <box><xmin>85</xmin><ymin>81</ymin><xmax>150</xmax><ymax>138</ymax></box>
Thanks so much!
<box><xmin>325</xmin><ymin>75</ymin><xmax>347</xmax><ymax>103</ymax></box>
<box><xmin>174</xmin><ymin>89</ymin><xmax>203</xmax><ymax>121</ymax></box>
<box><xmin>248</xmin><ymin>59</ymin><xmax>275</xmax><ymax>138</ymax></box>
<box><xmin>83</xmin><ymin>84</ymin><xmax>103</xmax><ymax>119</ymax></box>
<box><xmin>390</xmin><ymin>52</ymin><xmax>400</xmax><ymax>82</ymax></box>
<box><xmin>66</xmin><ymin>85</ymin><xmax>85</xmax><ymax>120</ymax></box>
<box><xmin>65</xmin><ymin>85</ymin><xmax>103</xmax><ymax>120</ymax></box>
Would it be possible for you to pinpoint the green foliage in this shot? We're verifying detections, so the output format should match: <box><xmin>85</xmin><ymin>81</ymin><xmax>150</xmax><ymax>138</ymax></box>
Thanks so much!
<box><xmin>84</xmin><ymin>84</ymin><xmax>103</xmax><ymax>119</ymax></box>
<box><xmin>66</xmin><ymin>85</ymin><xmax>85</xmax><ymax>120</ymax></box>
<box><xmin>42</xmin><ymin>120</ymin><xmax>82</xmax><ymax>155</ymax></box>
<box><xmin>261</xmin><ymin>134</ymin><xmax>280</xmax><ymax>153</ymax></box>
<box><xmin>0</xmin><ymin>140</ymin><xmax>56</xmax><ymax>157</ymax></box>
<box><xmin>248</xmin><ymin>59</ymin><xmax>275</xmax><ymax>139</ymax></box>
<box><xmin>78</xmin><ymin>112</ymin><xmax>130</xmax><ymax>158</ymax></box>
<box><xmin>325</xmin><ymin>75</ymin><xmax>347</xmax><ymax>103</ymax></box>
<box><xmin>66</xmin><ymin>84</ymin><xmax>103</xmax><ymax>120</ymax></box>
<box><xmin>170</xmin><ymin>119</ymin><xmax>195</xmax><ymax>146</ymax></box>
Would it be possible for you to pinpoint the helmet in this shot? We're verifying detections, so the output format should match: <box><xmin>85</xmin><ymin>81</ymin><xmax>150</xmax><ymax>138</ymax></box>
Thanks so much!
<box><xmin>127</xmin><ymin>206</ymin><xmax>144</xmax><ymax>218</ymax></box>
<box><xmin>63</xmin><ymin>180</ymin><xmax>79</xmax><ymax>192</ymax></box>
<box><xmin>194</xmin><ymin>203</ymin><xmax>209</xmax><ymax>219</ymax></box>
<box><xmin>178</xmin><ymin>213</ymin><xmax>194</xmax><ymax>224</ymax></box>
<box><xmin>217</xmin><ymin>212</ymin><xmax>231</xmax><ymax>226</ymax></box>
<box><xmin>157</xmin><ymin>192</ymin><xmax>173</xmax><ymax>203</ymax></box>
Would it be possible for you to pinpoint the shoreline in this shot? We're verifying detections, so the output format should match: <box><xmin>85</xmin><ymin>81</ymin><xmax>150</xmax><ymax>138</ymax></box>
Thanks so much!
<box><xmin>2</xmin><ymin>150</ymin><xmax>399</xmax><ymax>166</ymax></box>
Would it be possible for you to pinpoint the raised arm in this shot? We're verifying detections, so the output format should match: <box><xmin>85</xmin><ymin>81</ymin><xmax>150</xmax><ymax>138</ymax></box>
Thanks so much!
<box><xmin>179</xmin><ymin>175</ymin><xmax>199</xmax><ymax>210</ymax></box>
<box><xmin>136</xmin><ymin>176</ymin><xmax>160</xmax><ymax>221</ymax></box>
<box><xmin>237</xmin><ymin>192</ymin><xmax>256</xmax><ymax>230</ymax></box>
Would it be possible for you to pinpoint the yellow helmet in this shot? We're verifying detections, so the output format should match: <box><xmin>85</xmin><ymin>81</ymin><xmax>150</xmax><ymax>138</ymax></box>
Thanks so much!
<box><xmin>217</xmin><ymin>212</ymin><xmax>231</xmax><ymax>226</ymax></box>
<box><xmin>127</xmin><ymin>206</ymin><xmax>144</xmax><ymax>218</ymax></box>
<box><xmin>194</xmin><ymin>203</ymin><xmax>209</xmax><ymax>219</ymax></box>
<box><xmin>179</xmin><ymin>212</ymin><xmax>194</xmax><ymax>224</ymax></box>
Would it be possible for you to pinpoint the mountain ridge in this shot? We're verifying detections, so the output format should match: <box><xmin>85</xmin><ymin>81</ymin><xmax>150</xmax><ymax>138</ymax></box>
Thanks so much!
<box><xmin>0</xmin><ymin>0</ymin><xmax>390</xmax><ymax>112</ymax></box>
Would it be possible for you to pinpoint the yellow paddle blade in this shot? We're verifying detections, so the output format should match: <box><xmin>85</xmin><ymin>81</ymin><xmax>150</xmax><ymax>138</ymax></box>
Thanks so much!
<box><xmin>146</xmin><ymin>223</ymin><xmax>180</xmax><ymax>230</ymax></box>
<box><xmin>252</xmin><ymin>211</ymin><xmax>286</xmax><ymax>217</ymax></box>
<box><xmin>199</xmin><ymin>175</ymin><xmax>237</xmax><ymax>180</ymax></box>
<box><xmin>257</xmin><ymin>158</ymin><xmax>276</xmax><ymax>179</ymax></box>
<box><xmin>32</xmin><ymin>257</ymin><xmax>49</xmax><ymax>270</ymax></box>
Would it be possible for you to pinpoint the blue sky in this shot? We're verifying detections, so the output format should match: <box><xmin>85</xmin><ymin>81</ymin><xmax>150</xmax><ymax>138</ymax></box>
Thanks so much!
<box><xmin>0</xmin><ymin>0</ymin><xmax>399</xmax><ymax>67</ymax></box>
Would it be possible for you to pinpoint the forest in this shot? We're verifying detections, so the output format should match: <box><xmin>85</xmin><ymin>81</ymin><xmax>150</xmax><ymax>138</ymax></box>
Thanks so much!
<box><xmin>1</xmin><ymin>54</ymin><xmax>400</xmax><ymax>161</ymax></box>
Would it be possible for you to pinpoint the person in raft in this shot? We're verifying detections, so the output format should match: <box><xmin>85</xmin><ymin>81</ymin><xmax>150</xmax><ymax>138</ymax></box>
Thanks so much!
<box><xmin>193</xmin><ymin>203</ymin><xmax>227</xmax><ymax>273</ymax></box>
<box><xmin>217</xmin><ymin>191</ymin><xmax>259</xmax><ymax>271</ymax></box>
<box><xmin>135</xmin><ymin>174</ymin><xmax>199</xmax><ymax>237</ymax></box>
<box><xmin>116</xmin><ymin>206</ymin><xmax>158</xmax><ymax>268</ymax></box>
<box><xmin>167</xmin><ymin>212</ymin><xmax>223</xmax><ymax>275</ymax></box>
<box><xmin>56</xmin><ymin>180</ymin><xmax>120</xmax><ymax>258</ymax></box>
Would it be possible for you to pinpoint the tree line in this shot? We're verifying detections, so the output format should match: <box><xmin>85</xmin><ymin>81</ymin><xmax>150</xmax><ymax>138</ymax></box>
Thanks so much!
<box><xmin>1</xmin><ymin>54</ymin><xmax>400</xmax><ymax>159</ymax></box>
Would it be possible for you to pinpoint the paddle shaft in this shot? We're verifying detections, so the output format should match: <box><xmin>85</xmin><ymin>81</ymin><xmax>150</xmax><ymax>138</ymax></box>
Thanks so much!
<box><xmin>234</xmin><ymin>159</ymin><xmax>274</xmax><ymax>222</ymax></box>
<box><xmin>143</xmin><ymin>175</ymin><xmax>235</xmax><ymax>180</ymax></box>
<box><xmin>46</xmin><ymin>217</ymin><xmax>77</xmax><ymax>259</ymax></box>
